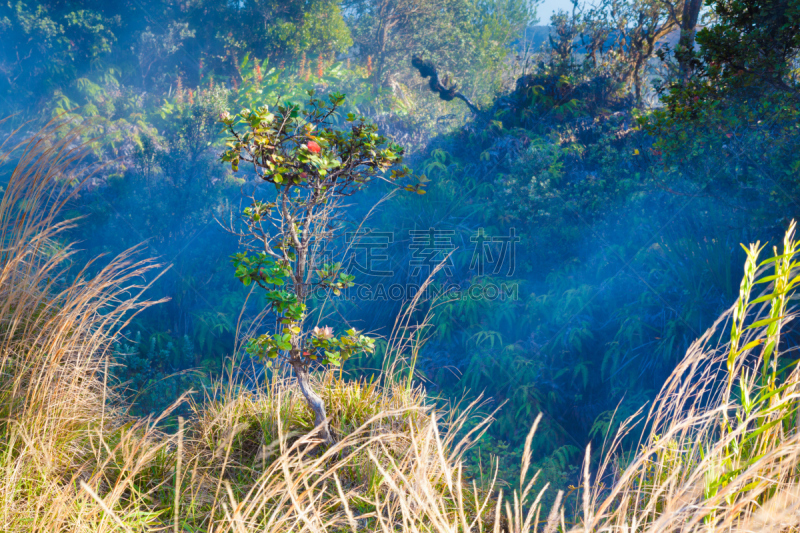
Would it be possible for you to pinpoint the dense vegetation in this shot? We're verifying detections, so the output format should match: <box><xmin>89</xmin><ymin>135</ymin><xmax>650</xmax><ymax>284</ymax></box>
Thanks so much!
<box><xmin>2</xmin><ymin>0</ymin><xmax>800</xmax><ymax>529</ymax></box>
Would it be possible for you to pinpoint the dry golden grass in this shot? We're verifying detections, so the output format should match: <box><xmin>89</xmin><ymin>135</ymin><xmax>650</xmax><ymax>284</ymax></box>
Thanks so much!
<box><xmin>5</xmin><ymin>121</ymin><xmax>800</xmax><ymax>533</ymax></box>
<box><xmin>0</xmin><ymin>121</ymin><xmax>173</xmax><ymax>531</ymax></box>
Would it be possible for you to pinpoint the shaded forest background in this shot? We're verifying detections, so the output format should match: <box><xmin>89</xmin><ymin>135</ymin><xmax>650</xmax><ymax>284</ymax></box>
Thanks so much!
<box><xmin>2</xmin><ymin>0</ymin><xmax>799</xmax><ymax>499</ymax></box>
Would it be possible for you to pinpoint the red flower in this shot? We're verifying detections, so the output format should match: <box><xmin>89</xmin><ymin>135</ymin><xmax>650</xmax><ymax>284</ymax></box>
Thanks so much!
<box><xmin>307</xmin><ymin>141</ymin><xmax>321</xmax><ymax>154</ymax></box>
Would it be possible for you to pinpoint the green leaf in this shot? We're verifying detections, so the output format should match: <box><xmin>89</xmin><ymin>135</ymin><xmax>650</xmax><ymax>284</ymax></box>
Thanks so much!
<box><xmin>746</xmin><ymin>315</ymin><xmax>786</xmax><ymax>330</ymax></box>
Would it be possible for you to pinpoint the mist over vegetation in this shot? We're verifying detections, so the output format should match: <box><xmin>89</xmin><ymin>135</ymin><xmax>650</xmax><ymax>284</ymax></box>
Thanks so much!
<box><xmin>2</xmin><ymin>0</ymin><xmax>800</xmax><ymax>529</ymax></box>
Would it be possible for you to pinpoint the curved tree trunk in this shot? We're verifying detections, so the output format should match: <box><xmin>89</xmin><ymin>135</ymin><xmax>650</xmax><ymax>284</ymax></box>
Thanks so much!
<box><xmin>291</xmin><ymin>361</ymin><xmax>333</xmax><ymax>445</ymax></box>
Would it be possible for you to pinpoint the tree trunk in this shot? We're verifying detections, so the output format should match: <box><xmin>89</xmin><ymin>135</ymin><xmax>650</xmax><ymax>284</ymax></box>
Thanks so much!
<box><xmin>291</xmin><ymin>361</ymin><xmax>334</xmax><ymax>445</ymax></box>
<box><xmin>678</xmin><ymin>0</ymin><xmax>703</xmax><ymax>77</ymax></box>
<box><xmin>633</xmin><ymin>60</ymin><xmax>643</xmax><ymax>104</ymax></box>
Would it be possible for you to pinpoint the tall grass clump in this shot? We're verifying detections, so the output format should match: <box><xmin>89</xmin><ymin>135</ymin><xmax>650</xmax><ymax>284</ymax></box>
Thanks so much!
<box><xmin>555</xmin><ymin>220</ymin><xmax>800</xmax><ymax>532</ymax></box>
<box><xmin>0</xmin><ymin>121</ymin><xmax>174</xmax><ymax>531</ymax></box>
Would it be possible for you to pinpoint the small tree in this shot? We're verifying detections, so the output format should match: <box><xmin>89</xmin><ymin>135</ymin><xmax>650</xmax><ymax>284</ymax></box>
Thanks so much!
<box><xmin>219</xmin><ymin>92</ymin><xmax>423</xmax><ymax>443</ymax></box>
